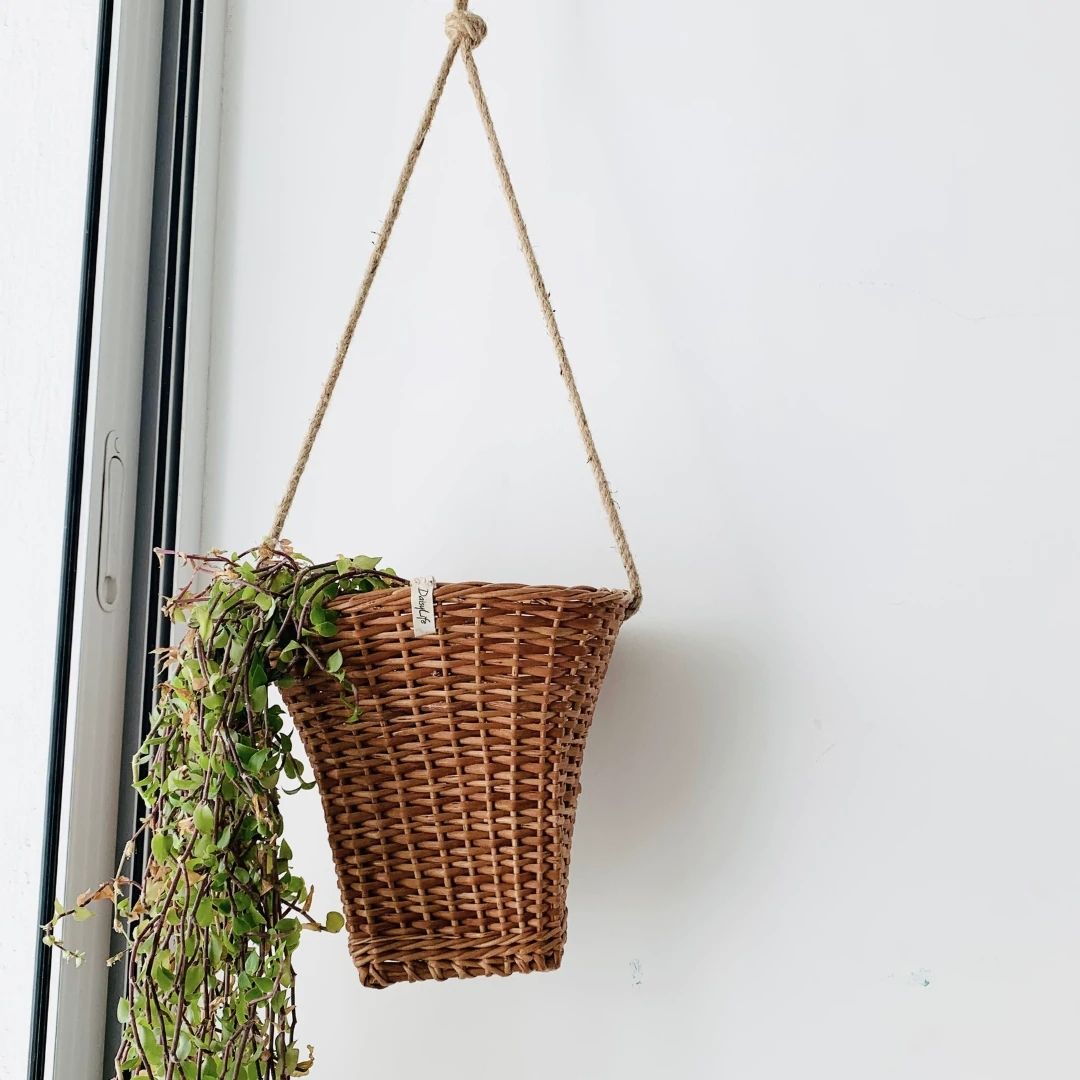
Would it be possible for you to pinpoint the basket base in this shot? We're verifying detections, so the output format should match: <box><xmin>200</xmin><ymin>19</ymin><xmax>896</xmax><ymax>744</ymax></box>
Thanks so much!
<box><xmin>349</xmin><ymin>928</ymin><xmax>566</xmax><ymax>989</ymax></box>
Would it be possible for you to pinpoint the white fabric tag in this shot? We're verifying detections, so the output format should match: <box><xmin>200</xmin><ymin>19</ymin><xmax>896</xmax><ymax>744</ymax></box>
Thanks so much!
<box><xmin>410</xmin><ymin>576</ymin><xmax>438</xmax><ymax>637</ymax></box>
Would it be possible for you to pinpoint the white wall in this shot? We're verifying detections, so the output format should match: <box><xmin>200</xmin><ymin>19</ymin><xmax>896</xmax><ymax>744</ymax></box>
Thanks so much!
<box><xmin>200</xmin><ymin>2</ymin><xmax>1080</xmax><ymax>1077</ymax></box>
<box><xmin>0</xmin><ymin>4</ymin><xmax>96</xmax><ymax>1074</ymax></box>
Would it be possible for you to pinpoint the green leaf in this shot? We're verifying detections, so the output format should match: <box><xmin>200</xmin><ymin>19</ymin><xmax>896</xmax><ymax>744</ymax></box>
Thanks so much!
<box><xmin>176</xmin><ymin>1031</ymin><xmax>192</xmax><ymax>1061</ymax></box>
<box><xmin>194</xmin><ymin>604</ymin><xmax>212</xmax><ymax>641</ymax></box>
<box><xmin>184</xmin><ymin>963</ymin><xmax>204</xmax><ymax>998</ymax></box>
<box><xmin>327</xmin><ymin>649</ymin><xmax>343</xmax><ymax>674</ymax></box>
<box><xmin>325</xmin><ymin>911</ymin><xmax>345</xmax><ymax>934</ymax></box>
<box><xmin>351</xmin><ymin>555</ymin><xmax>381</xmax><ymax>570</ymax></box>
<box><xmin>151</xmin><ymin>831</ymin><xmax>172</xmax><ymax>864</ymax></box>
<box><xmin>193</xmin><ymin>803</ymin><xmax>215</xmax><ymax>835</ymax></box>
<box><xmin>196</xmin><ymin>897</ymin><xmax>216</xmax><ymax>929</ymax></box>
<box><xmin>116</xmin><ymin>997</ymin><xmax>130</xmax><ymax>1024</ymax></box>
<box><xmin>248</xmin><ymin>659</ymin><xmax>268</xmax><ymax>690</ymax></box>
<box><xmin>152</xmin><ymin>960</ymin><xmax>173</xmax><ymax>991</ymax></box>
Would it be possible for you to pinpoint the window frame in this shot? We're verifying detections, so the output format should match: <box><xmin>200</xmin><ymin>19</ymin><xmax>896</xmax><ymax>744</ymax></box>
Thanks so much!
<box><xmin>27</xmin><ymin>2</ymin><xmax>222</xmax><ymax>1076</ymax></box>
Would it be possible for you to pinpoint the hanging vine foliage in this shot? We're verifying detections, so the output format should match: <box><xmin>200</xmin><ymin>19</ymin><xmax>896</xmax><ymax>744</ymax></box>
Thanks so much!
<box><xmin>46</xmin><ymin>544</ymin><xmax>402</xmax><ymax>1079</ymax></box>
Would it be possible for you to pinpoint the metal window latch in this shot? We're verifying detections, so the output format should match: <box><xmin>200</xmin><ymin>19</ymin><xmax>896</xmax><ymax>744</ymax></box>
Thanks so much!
<box><xmin>96</xmin><ymin>431</ymin><xmax>125</xmax><ymax>612</ymax></box>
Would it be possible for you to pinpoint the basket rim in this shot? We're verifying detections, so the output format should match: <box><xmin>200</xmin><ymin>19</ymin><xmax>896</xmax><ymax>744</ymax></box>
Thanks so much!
<box><xmin>327</xmin><ymin>580</ymin><xmax>631</xmax><ymax>614</ymax></box>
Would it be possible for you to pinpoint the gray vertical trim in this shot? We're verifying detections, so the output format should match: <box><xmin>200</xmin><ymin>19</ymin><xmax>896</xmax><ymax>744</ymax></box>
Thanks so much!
<box><xmin>40</xmin><ymin>3</ymin><xmax>166</xmax><ymax>1078</ymax></box>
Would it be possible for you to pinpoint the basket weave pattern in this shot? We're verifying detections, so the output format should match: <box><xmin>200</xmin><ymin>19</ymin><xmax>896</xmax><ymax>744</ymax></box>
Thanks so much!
<box><xmin>280</xmin><ymin>581</ymin><xmax>628</xmax><ymax>988</ymax></box>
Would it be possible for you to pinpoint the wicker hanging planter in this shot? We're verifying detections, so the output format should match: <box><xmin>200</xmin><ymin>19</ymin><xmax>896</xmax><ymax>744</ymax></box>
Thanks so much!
<box><xmin>279</xmin><ymin>583</ymin><xmax>628</xmax><ymax>987</ymax></box>
<box><xmin>267</xmin><ymin>2</ymin><xmax>642</xmax><ymax>989</ymax></box>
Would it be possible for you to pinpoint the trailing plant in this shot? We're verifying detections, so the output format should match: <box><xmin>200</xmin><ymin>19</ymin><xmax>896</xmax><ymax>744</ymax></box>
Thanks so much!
<box><xmin>46</xmin><ymin>543</ymin><xmax>402</xmax><ymax>1079</ymax></box>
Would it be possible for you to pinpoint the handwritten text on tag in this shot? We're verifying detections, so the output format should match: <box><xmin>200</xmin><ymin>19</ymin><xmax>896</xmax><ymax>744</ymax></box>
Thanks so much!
<box><xmin>410</xmin><ymin>576</ymin><xmax>438</xmax><ymax>637</ymax></box>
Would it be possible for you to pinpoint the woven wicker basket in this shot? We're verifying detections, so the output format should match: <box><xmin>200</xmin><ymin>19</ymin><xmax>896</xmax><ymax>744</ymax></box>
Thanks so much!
<box><xmin>279</xmin><ymin>581</ymin><xmax>628</xmax><ymax>988</ymax></box>
<box><xmin>269</xmin><ymin>3</ymin><xmax>642</xmax><ymax>988</ymax></box>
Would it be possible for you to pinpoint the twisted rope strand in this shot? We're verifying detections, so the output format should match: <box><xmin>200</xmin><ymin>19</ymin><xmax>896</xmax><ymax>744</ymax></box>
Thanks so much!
<box><xmin>266</xmin><ymin>38</ymin><xmax>463</xmax><ymax>544</ymax></box>
<box><xmin>456</xmin><ymin>45</ymin><xmax>642</xmax><ymax>615</ymax></box>
<box><xmin>268</xmin><ymin>3</ymin><xmax>642</xmax><ymax>616</ymax></box>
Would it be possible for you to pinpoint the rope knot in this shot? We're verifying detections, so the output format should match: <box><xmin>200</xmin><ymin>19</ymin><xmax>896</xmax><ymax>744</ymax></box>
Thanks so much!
<box><xmin>445</xmin><ymin>9</ymin><xmax>487</xmax><ymax>50</ymax></box>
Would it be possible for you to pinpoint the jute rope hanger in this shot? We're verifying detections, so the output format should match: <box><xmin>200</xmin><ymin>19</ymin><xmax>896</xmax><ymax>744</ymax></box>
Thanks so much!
<box><xmin>267</xmin><ymin>0</ymin><xmax>642</xmax><ymax>616</ymax></box>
